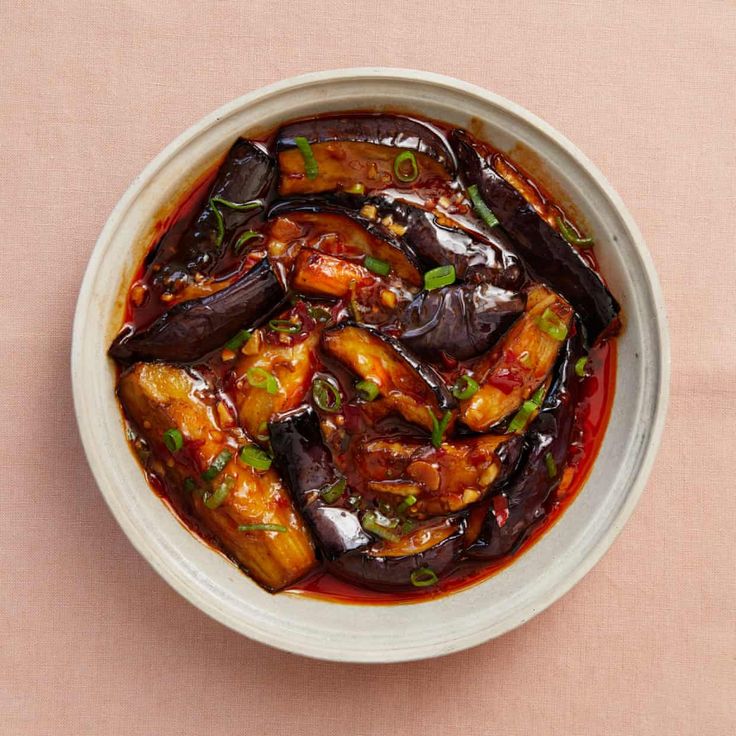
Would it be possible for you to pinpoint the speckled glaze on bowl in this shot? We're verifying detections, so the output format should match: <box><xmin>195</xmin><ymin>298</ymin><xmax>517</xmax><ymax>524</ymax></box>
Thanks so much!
<box><xmin>72</xmin><ymin>68</ymin><xmax>669</xmax><ymax>663</ymax></box>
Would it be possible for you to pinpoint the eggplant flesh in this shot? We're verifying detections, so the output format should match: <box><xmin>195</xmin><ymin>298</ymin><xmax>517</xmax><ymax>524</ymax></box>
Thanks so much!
<box><xmin>276</xmin><ymin>114</ymin><xmax>455</xmax><ymax>171</ymax></box>
<box><xmin>118</xmin><ymin>362</ymin><xmax>316</xmax><ymax>591</ymax></box>
<box><xmin>451</xmin><ymin>129</ymin><xmax>619</xmax><ymax>343</ymax></box>
<box><xmin>267</xmin><ymin>200</ymin><xmax>423</xmax><ymax>287</ymax></box>
<box><xmin>330</xmin><ymin>517</ymin><xmax>465</xmax><ymax>590</ymax></box>
<box><xmin>269</xmin><ymin>405</ymin><xmax>371</xmax><ymax>559</ymax></box>
<box><xmin>364</xmin><ymin>198</ymin><xmax>526</xmax><ymax>291</ymax></box>
<box><xmin>109</xmin><ymin>258</ymin><xmax>285</xmax><ymax>363</ymax></box>
<box><xmin>321</xmin><ymin>321</ymin><xmax>457</xmax><ymax>432</ymax></box>
<box><xmin>468</xmin><ymin>326</ymin><xmax>584</xmax><ymax>559</ymax></box>
<box><xmin>396</xmin><ymin>282</ymin><xmax>526</xmax><ymax>362</ymax></box>
<box><xmin>148</xmin><ymin>139</ymin><xmax>275</xmax><ymax>289</ymax></box>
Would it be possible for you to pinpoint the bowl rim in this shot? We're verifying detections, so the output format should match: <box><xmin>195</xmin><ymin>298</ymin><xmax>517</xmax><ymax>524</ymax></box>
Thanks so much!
<box><xmin>72</xmin><ymin>67</ymin><xmax>670</xmax><ymax>662</ymax></box>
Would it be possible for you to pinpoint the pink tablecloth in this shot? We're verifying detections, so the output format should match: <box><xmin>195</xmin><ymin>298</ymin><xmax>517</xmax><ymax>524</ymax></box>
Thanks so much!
<box><xmin>2</xmin><ymin>1</ymin><xmax>733</xmax><ymax>734</ymax></box>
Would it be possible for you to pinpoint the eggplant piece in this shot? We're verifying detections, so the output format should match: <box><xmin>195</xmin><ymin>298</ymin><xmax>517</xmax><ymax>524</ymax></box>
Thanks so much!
<box><xmin>149</xmin><ymin>139</ymin><xmax>275</xmax><ymax>289</ymax></box>
<box><xmin>451</xmin><ymin>129</ymin><xmax>619</xmax><ymax>343</ymax></box>
<box><xmin>267</xmin><ymin>201</ymin><xmax>423</xmax><ymax>287</ymax></box>
<box><xmin>118</xmin><ymin>362</ymin><xmax>316</xmax><ymax>591</ymax></box>
<box><xmin>468</xmin><ymin>325</ymin><xmax>584</xmax><ymax>559</ymax></box>
<box><xmin>460</xmin><ymin>285</ymin><xmax>573</xmax><ymax>432</ymax></box>
<box><xmin>109</xmin><ymin>258</ymin><xmax>285</xmax><ymax>363</ymax></box>
<box><xmin>362</xmin><ymin>197</ymin><xmax>525</xmax><ymax>290</ymax></box>
<box><xmin>233</xmin><ymin>308</ymin><xmax>321</xmax><ymax>440</ymax></box>
<box><xmin>276</xmin><ymin>115</ymin><xmax>454</xmax><ymax>196</ymax></box>
<box><xmin>330</xmin><ymin>516</ymin><xmax>465</xmax><ymax>590</ymax></box>
<box><xmin>359</xmin><ymin>433</ymin><xmax>524</xmax><ymax>517</ymax></box>
<box><xmin>397</xmin><ymin>283</ymin><xmax>526</xmax><ymax>361</ymax></box>
<box><xmin>321</xmin><ymin>322</ymin><xmax>456</xmax><ymax>432</ymax></box>
<box><xmin>277</xmin><ymin>114</ymin><xmax>455</xmax><ymax>167</ymax></box>
<box><xmin>269</xmin><ymin>405</ymin><xmax>371</xmax><ymax>559</ymax></box>
<box><xmin>291</xmin><ymin>248</ymin><xmax>382</xmax><ymax>298</ymax></box>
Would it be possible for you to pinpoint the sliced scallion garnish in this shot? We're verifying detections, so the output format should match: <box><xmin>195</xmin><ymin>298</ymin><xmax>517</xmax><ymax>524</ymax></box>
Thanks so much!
<box><xmin>201</xmin><ymin>449</ymin><xmax>233</xmax><ymax>481</ymax></box>
<box><xmin>575</xmin><ymin>356</ymin><xmax>589</xmax><ymax>377</ymax></box>
<box><xmin>268</xmin><ymin>318</ymin><xmax>301</xmax><ymax>334</ymax></box>
<box><xmin>544</xmin><ymin>452</ymin><xmax>557</xmax><ymax>479</ymax></box>
<box><xmin>224</xmin><ymin>329</ymin><xmax>251</xmax><ymax>351</ymax></box>
<box><xmin>209</xmin><ymin>197</ymin><xmax>263</xmax><ymax>248</ymax></box>
<box><xmin>321</xmin><ymin>477</ymin><xmax>347</xmax><ymax>504</ymax></box>
<box><xmin>507</xmin><ymin>400</ymin><xmax>538</xmax><ymax>434</ymax></box>
<box><xmin>393</xmin><ymin>150</ymin><xmax>419</xmax><ymax>183</ymax></box>
<box><xmin>162</xmin><ymin>428</ymin><xmax>183</xmax><ymax>453</ymax></box>
<box><xmin>307</xmin><ymin>305</ymin><xmax>332</xmax><ymax>323</ymax></box>
<box><xmin>467</xmin><ymin>184</ymin><xmax>499</xmax><ymax>228</ymax></box>
<box><xmin>203</xmin><ymin>475</ymin><xmax>234</xmax><ymax>509</ymax></box>
<box><xmin>294</xmin><ymin>136</ymin><xmax>319</xmax><ymax>180</ymax></box>
<box><xmin>536</xmin><ymin>307</ymin><xmax>568</xmax><ymax>341</ymax></box>
<box><xmin>557</xmin><ymin>217</ymin><xmax>593</xmax><ymax>247</ymax></box>
<box><xmin>362</xmin><ymin>511</ymin><xmax>400</xmax><ymax>542</ymax></box>
<box><xmin>312</xmin><ymin>378</ymin><xmax>342</xmax><ymax>413</ymax></box>
<box><xmin>239</xmin><ymin>445</ymin><xmax>272</xmax><ymax>471</ymax></box>
<box><xmin>364</xmin><ymin>255</ymin><xmax>391</xmax><ymax>276</ymax></box>
<box><xmin>410</xmin><ymin>566</ymin><xmax>438</xmax><ymax>587</ymax></box>
<box><xmin>428</xmin><ymin>409</ymin><xmax>452</xmax><ymax>449</ymax></box>
<box><xmin>238</xmin><ymin>523</ymin><xmax>287</xmax><ymax>533</ymax></box>
<box><xmin>396</xmin><ymin>495</ymin><xmax>417</xmax><ymax>514</ymax></box>
<box><xmin>355</xmin><ymin>379</ymin><xmax>380</xmax><ymax>402</ymax></box>
<box><xmin>452</xmin><ymin>375</ymin><xmax>479</xmax><ymax>400</ymax></box>
<box><xmin>424</xmin><ymin>265</ymin><xmax>456</xmax><ymax>291</ymax></box>
<box><xmin>246</xmin><ymin>367</ymin><xmax>279</xmax><ymax>395</ymax></box>
<box><xmin>233</xmin><ymin>230</ymin><xmax>263</xmax><ymax>254</ymax></box>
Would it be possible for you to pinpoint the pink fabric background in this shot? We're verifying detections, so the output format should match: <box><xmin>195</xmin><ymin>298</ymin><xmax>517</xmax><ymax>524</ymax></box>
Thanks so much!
<box><xmin>2</xmin><ymin>1</ymin><xmax>734</xmax><ymax>733</ymax></box>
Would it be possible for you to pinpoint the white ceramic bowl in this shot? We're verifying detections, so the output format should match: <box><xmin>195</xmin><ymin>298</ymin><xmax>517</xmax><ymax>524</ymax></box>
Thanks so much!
<box><xmin>72</xmin><ymin>68</ymin><xmax>669</xmax><ymax>663</ymax></box>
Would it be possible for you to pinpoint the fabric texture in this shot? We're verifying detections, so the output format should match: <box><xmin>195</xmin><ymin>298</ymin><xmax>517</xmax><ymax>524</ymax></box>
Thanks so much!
<box><xmin>1</xmin><ymin>1</ymin><xmax>733</xmax><ymax>734</ymax></box>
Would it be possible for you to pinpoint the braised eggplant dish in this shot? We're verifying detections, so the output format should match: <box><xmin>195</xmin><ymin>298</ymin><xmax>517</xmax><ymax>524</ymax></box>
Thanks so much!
<box><xmin>110</xmin><ymin>113</ymin><xmax>620</xmax><ymax>600</ymax></box>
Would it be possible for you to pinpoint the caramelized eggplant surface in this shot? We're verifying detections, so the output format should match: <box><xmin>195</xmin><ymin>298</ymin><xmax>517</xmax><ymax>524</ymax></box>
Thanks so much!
<box><xmin>110</xmin><ymin>112</ymin><xmax>619</xmax><ymax>597</ymax></box>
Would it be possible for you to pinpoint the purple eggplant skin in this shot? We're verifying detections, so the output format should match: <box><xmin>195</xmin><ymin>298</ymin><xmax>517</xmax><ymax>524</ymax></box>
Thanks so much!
<box><xmin>147</xmin><ymin>139</ymin><xmax>275</xmax><ymax>289</ymax></box>
<box><xmin>326</xmin><ymin>321</ymin><xmax>458</xmax><ymax>413</ymax></box>
<box><xmin>269</xmin><ymin>405</ymin><xmax>371</xmax><ymax>559</ymax></box>
<box><xmin>275</xmin><ymin>114</ymin><xmax>456</xmax><ymax>172</ymax></box>
<box><xmin>367</xmin><ymin>198</ymin><xmax>526</xmax><ymax>291</ymax></box>
<box><xmin>451</xmin><ymin>129</ymin><xmax>620</xmax><ymax>344</ymax></box>
<box><xmin>467</xmin><ymin>325</ymin><xmax>584</xmax><ymax>560</ymax></box>
<box><xmin>108</xmin><ymin>258</ymin><xmax>284</xmax><ymax>363</ymax></box>
<box><xmin>396</xmin><ymin>283</ymin><xmax>526</xmax><ymax>362</ymax></box>
<box><xmin>329</xmin><ymin>517</ymin><xmax>466</xmax><ymax>590</ymax></box>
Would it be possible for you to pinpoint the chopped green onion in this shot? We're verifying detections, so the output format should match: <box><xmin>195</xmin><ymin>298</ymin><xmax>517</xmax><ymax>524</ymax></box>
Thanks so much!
<box><xmin>544</xmin><ymin>452</ymin><xmax>557</xmax><ymax>478</ymax></box>
<box><xmin>400</xmin><ymin>519</ymin><xmax>417</xmax><ymax>535</ymax></box>
<box><xmin>343</xmin><ymin>182</ymin><xmax>365</xmax><ymax>195</ymax></box>
<box><xmin>467</xmin><ymin>184</ymin><xmax>499</xmax><ymax>228</ymax></box>
<box><xmin>393</xmin><ymin>150</ymin><xmax>419</xmax><ymax>183</ymax></box>
<box><xmin>294</xmin><ymin>136</ymin><xmax>319</xmax><ymax>179</ymax></box>
<box><xmin>246</xmin><ymin>367</ymin><xmax>279</xmax><ymax>395</ymax></box>
<box><xmin>268</xmin><ymin>318</ymin><xmax>301</xmax><ymax>334</ymax></box>
<box><xmin>224</xmin><ymin>329</ymin><xmax>251</xmax><ymax>351</ymax></box>
<box><xmin>162</xmin><ymin>428</ymin><xmax>183</xmax><ymax>453</ymax></box>
<box><xmin>307</xmin><ymin>305</ymin><xmax>332</xmax><ymax>323</ymax></box>
<box><xmin>364</xmin><ymin>255</ymin><xmax>391</xmax><ymax>276</ymax></box>
<box><xmin>201</xmin><ymin>449</ymin><xmax>232</xmax><ymax>481</ymax></box>
<box><xmin>239</xmin><ymin>445</ymin><xmax>272</xmax><ymax>471</ymax></box>
<box><xmin>355</xmin><ymin>379</ymin><xmax>380</xmax><ymax>402</ymax></box>
<box><xmin>575</xmin><ymin>356</ymin><xmax>589</xmax><ymax>377</ymax></box>
<box><xmin>428</xmin><ymin>409</ymin><xmax>453</xmax><ymax>449</ymax></box>
<box><xmin>233</xmin><ymin>230</ymin><xmax>263</xmax><ymax>254</ymax></box>
<box><xmin>203</xmin><ymin>475</ymin><xmax>234</xmax><ymax>509</ymax></box>
<box><xmin>452</xmin><ymin>374</ymin><xmax>479</xmax><ymax>400</ymax></box>
<box><xmin>238</xmin><ymin>523</ymin><xmax>287</xmax><ymax>533</ymax></box>
<box><xmin>557</xmin><ymin>217</ymin><xmax>594</xmax><ymax>247</ymax></box>
<box><xmin>347</xmin><ymin>494</ymin><xmax>362</xmax><ymax>509</ymax></box>
<box><xmin>396</xmin><ymin>495</ymin><xmax>417</xmax><ymax>514</ymax></box>
<box><xmin>312</xmin><ymin>378</ymin><xmax>342</xmax><ymax>413</ymax></box>
<box><xmin>255</xmin><ymin>421</ymin><xmax>270</xmax><ymax>443</ymax></box>
<box><xmin>362</xmin><ymin>511</ymin><xmax>400</xmax><ymax>542</ymax></box>
<box><xmin>530</xmin><ymin>386</ymin><xmax>546</xmax><ymax>405</ymax></box>
<box><xmin>321</xmin><ymin>477</ymin><xmax>347</xmax><ymax>504</ymax></box>
<box><xmin>507</xmin><ymin>400</ymin><xmax>538</xmax><ymax>434</ymax></box>
<box><xmin>209</xmin><ymin>197</ymin><xmax>263</xmax><ymax>248</ymax></box>
<box><xmin>536</xmin><ymin>308</ymin><xmax>568</xmax><ymax>341</ymax></box>
<box><xmin>183</xmin><ymin>477</ymin><xmax>198</xmax><ymax>494</ymax></box>
<box><xmin>424</xmin><ymin>265</ymin><xmax>456</xmax><ymax>291</ymax></box>
<box><xmin>410</xmin><ymin>566</ymin><xmax>438</xmax><ymax>587</ymax></box>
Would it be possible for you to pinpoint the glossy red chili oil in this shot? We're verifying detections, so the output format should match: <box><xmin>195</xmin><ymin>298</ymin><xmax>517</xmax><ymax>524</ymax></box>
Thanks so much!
<box><xmin>118</xmin><ymin>112</ymin><xmax>619</xmax><ymax>604</ymax></box>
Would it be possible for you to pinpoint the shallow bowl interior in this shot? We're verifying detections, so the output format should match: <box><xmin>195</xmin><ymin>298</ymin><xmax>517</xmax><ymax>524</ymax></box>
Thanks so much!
<box><xmin>72</xmin><ymin>68</ymin><xmax>668</xmax><ymax>663</ymax></box>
